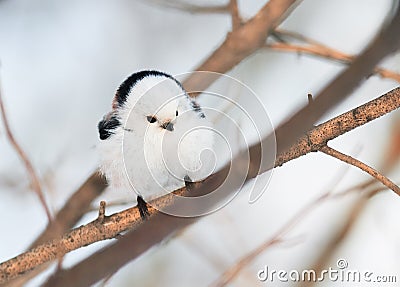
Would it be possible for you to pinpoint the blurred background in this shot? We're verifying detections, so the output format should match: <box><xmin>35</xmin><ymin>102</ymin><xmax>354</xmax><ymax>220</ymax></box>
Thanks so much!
<box><xmin>0</xmin><ymin>0</ymin><xmax>400</xmax><ymax>286</ymax></box>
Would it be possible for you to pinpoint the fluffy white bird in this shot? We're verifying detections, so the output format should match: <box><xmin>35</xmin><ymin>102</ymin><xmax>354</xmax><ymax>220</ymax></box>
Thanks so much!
<box><xmin>98</xmin><ymin>70</ymin><xmax>214</xmax><ymax>218</ymax></box>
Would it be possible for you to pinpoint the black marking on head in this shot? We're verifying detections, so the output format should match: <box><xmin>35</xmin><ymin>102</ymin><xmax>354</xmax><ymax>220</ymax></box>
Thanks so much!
<box><xmin>190</xmin><ymin>100</ymin><xmax>205</xmax><ymax>118</ymax></box>
<box><xmin>114</xmin><ymin>70</ymin><xmax>184</xmax><ymax>109</ymax></box>
<box><xmin>98</xmin><ymin>113</ymin><xmax>121</xmax><ymax>140</ymax></box>
<box><xmin>146</xmin><ymin>115</ymin><xmax>157</xmax><ymax>123</ymax></box>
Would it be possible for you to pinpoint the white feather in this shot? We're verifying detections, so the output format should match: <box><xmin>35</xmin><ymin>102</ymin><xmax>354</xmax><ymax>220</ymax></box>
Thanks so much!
<box><xmin>98</xmin><ymin>72</ymin><xmax>214</xmax><ymax>201</ymax></box>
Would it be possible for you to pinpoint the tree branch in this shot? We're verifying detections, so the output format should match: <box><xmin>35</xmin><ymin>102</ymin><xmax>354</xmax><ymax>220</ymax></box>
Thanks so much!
<box><xmin>275</xmin><ymin>86</ymin><xmax>400</xmax><ymax>166</ymax></box>
<box><xmin>320</xmin><ymin>145</ymin><xmax>400</xmax><ymax>195</ymax></box>
<box><xmin>1</xmin><ymin>84</ymin><xmax>398</xmax><ymax>285</ymax></box>
<box><xmin>265</xmin><ymin>30</ymin><xmax>400</xmax><ymax>83</ymax></box>
<box><xmin>1</xmin><ymin>173</ymin><xmax>107</xmax><ymax>287</ymax></box>
<box><xmin>0</xmin><ymin>80</ymin><xmax>52</xmax><ymax>222</ymax></box>
<box><xmin>228</xmin><ymin>0</ymin><xmax>241</xmax><ymax>30</ymax></box>
<box><xmin>183</xmin><ymin>0</ymin><xmax>299</xmax><ymax>95</ymax></box>
<box><xmin>147</xmin><ymin>0</ymin><xmax>230</xmax><ymax>14</ymax></box>
<box><xmin>40</xmin><ymin>6</ymin><xmax>400</xmax><ymax>284</ymax></box>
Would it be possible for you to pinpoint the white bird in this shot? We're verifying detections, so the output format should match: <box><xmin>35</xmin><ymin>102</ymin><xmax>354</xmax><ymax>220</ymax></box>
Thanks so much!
<box><xmin>98</xmin><ymin>70</ymin><xmax>214</xmax><ymax>218</ymax></box>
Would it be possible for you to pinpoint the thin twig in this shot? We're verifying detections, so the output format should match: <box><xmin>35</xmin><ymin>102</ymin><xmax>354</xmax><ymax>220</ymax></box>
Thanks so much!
<box><xmin>266</xmin><ymin>42</ymin><xmax>400</xmax><ymax>82</ymax></box>
<box><xmin>0</xmin><ymin>80</ymin><xmax>52</xmax><ymax>222</ymax></box>
<box><xmin>320</xmin><ymin>145</ymin><xmax>400</xmax><ymax>195</ymax></box>
<box><xmin>298</xmin><ymin>188</ymin><xmax>382</xmax><ymax>287</ymax></box>
<box><xmin>209</xmin><ymin>142</ymin><xmax>360</xmax><ymax>286</ymax></box>
<box><xmin>229</xmin><ymin>0</ymin><xmax>241</xmax><ymax>30</ymax></box>
<box><xmin>147</xmin><ymin>0</ymin><xmax>230</xmax><ymax>14</ymax></box>
<box><xmin>183</xmin><ymin>0</ymin><xmax>299</xmax><ymax>95</ymax></box>
<box><xmin>265</xmin><ymin>29</ymin><xmax>400</xmax><ymax>83</ymax></box>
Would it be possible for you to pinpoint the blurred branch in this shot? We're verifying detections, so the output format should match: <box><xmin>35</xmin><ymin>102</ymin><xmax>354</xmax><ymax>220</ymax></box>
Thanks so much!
<box><xmin>298</xmin><ymin>187</ymin><xmax>382</xmax><ymax>287</ymax></box>
<box><xmin>0</xmin><ymin>81</ymin><xmax>52</xmax><ymax>222</ymax></box>
<box><xmin>0</xmin><ymin>84</ymin><xmax>397</xmax><ymax>286</ymax></box>
<box><xmin>275</xmin><ymin>86</ymin><xmax>400</xmax><ymax>166</ymax></box>
<box><xmin>228</xmin><ymin>0</ymin><xmax>241</xmax><ymax>30</ymax></box>
<box><xmin>2</xmin><ymin>172</ymin><xmax>107</xmax><ymax>287</ymax></box>
<box><xmin>183</xmin><ymin>0</ymin><xmax>300</xmax><ymax>95</ymax></box>
<box><xmin>147</xmin><ymin>0</ymin><xmax>230</xmax><ymax>14</ymax></box>
<box><xmin>320</xmin><ymin>145</ymin><xmax>400</xmax><ymax>195</ymax></box>
<box><xmin>210</xmin><ymin>179</ymin><xmax>386</xmax><ymax>287</ymax></box>
<box><xmin>267</xmin><ymin>19</ymin><xmax>400</xmax><ymax>158</ymax></box>
<box><xmin>265</xmin><ymin>29</ymin><xmax>400</xmax><ymax>83</ymax></box>
<box><xmin>381</xmin><ymin>117</ymin><xmax>400</xmax><ymax>172</ymax></box>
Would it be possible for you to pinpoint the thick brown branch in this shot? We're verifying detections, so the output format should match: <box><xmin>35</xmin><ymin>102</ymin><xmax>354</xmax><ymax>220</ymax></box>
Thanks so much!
<box><xmin>275</xmin><ymin>86</ymin><xmax>400</xmax><ymax>166</ymax></box>
<box><xmin>229</xmin><ymin>0</ymin><xmax>241</xmax><ymax>30</ymax></box>
<box><xmin>1</xmin><ymin>85</ymin><xmax>399</xmax><ymax>285</ymax></box>
<box><xmin>0</xmin><ymin>83</ymin><xmax>52</xmax><ymax>221</ymax></box>
<box><xmin>272</xmin><ymin>9</ymin><xmax>400</xmax><ymax>161</ymax></box>
<box><xmin>30</xmin><ymin>172</ymin><xmax>107</xmax><ymax>248</ymax></box>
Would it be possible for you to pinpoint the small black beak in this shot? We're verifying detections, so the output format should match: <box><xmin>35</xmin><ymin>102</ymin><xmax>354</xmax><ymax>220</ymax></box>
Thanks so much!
<box><xmin>162</xmin><ymin>122</ymin><xmax>174</xmax><ymax>131</ymax></box>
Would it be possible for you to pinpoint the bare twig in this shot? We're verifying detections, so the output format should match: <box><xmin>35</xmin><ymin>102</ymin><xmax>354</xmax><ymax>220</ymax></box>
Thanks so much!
<box><xmin>265</xmin><ymin>41</ymin><xmax>400</xmax><ymax>83</ymax></box>
<box><xmin>229</xmin><ymin>0</ymin><xmax>241</xmax><ymax>30</ymax></box>
<box><xmin>320</xmin><ymin>145</ymin><xmax>400</xmax><ymax>195</ymax></box>
<box><xmin>0</xmin><ymin>81</ymin><xmax>52</xmax><ymax>222</ymax></box>
<box><xmin>211</xmin><ymin>140</ymin><xmax>389</xmax><ymax>286</ymax></box>
<box><xmin>275</xmin><ymin>86</ymin><xmax>400</xmax><ymax>167</ymax></box>
<box><xmin>183</xmin><ymin>0</ymin><xmax>299</xmax><ymax>95</ymax></box>
<box><xmin>147</xmin><ymin>0</ymin><xmax>230</xmax><ymax>14</ymax></box>
<box><xmin>97</xmin><ymin>201</ymin><xmax>106</xmax><ymax>223</ymax></box>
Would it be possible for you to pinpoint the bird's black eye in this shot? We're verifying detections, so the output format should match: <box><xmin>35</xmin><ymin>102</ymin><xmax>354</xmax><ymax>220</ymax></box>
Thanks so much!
<box><xmin>147</xmin><ymin>115</ymin><xmax>157</xmax><ymax>123</ymax></box>
<box><xmin>176</xmin><ymin>110</ymin><xmax>179</xmax><ymax>116</ymax></box>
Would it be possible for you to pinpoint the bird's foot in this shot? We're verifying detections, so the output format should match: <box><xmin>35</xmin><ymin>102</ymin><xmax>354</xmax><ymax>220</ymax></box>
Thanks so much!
<box><xmin>137</xmin><ymin>195</ymin><xmax>150</xmax><ymax>220</ymax></box>
<box><xmin>184</xmin><ymin>175</ymin><xmax>194</xmax><ymax>191</ymax></box>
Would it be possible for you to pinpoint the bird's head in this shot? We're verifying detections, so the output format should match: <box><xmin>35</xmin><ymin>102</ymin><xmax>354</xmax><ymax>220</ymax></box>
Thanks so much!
<box><xmin>113</xmin><ymin>71</ymin><xmax>203</xmax><ymax>135</ymax></box>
